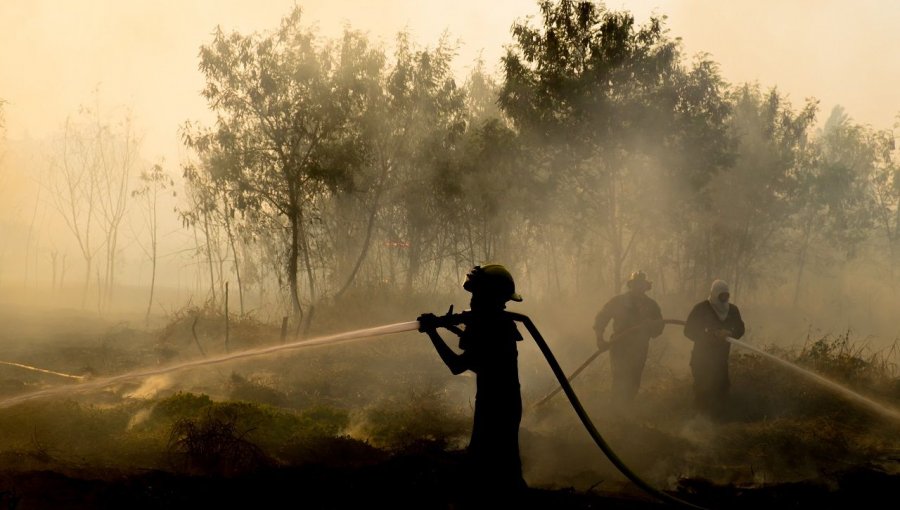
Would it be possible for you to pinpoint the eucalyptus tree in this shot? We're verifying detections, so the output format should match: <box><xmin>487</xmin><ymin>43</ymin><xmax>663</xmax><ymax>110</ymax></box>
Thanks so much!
<box><xmin>179</xmin><ymin>160</ymin><xmax>227</xmax><ymax>305</ymax></box>
<box><xmin>316</xmin><ymin>28</ymin><xmax>387</xmax><ymax>299</ymax></box>
<box><xmin>435</xmin><ymin>58</ymin><xmax>541</xmax><ymax>282</ymax></box>
<box><xmin>815</xmin><ymin>107</ymin><xmax>880</xmax><ymax>260</ymax></box>
<box><xmin>446</xmin><ymin>114</ymin><xmax>530</xmax><ymax>274</ymax></box>
<box><xmin>94</xmin><ymin>111</ymin><xmax>140</xmax><ymax>309</ymax></box>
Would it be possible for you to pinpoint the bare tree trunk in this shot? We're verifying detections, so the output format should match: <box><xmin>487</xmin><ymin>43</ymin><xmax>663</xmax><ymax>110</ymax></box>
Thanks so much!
<box><xmin>288</xmin><ymin>203</ymin><xmax>303</xmax><ymax>326</ymax></box>
<box><xmin>298</xmin><ymin>208</ymin><xmax>317</xmax><ymax>335</ymax></box>
<box><xmin>609</xmin><ymin>169</ymin><xmax>623</xmax><ymax>295</ymax></box>
<box><xmin>202</xmin><ymin>209</ymin><xmax>217</xmax><ymax>305</ymax></box>
<box><xmin>50</xmin><ymin>251</ymin><xmax>58</xmax><ymax>290</ymax></box>
<box><xmin>334</xmin><ymin>198</ymin><xmax>379</xmax><ymax>299</ymax></box>
<box><xmin>225</xmin><ymin>281</ymin><xmax>230</xmax><ymax>353</ymax></box>
<box><xmin>145</xmin><ymin>243</ymin><xmax>157</xmax><ymax>325</ymax></box>
<box><xmin>222</xmin><ymin>199</ymin><xmax>245</xmax><ymax>315</ymax></box>
<box><xmin>24</xmin><ymin>188</ymin><xmax>41</xmax><ymax>289</ymax></box>
<box><xmin>792</xmin><ymin>219</ymin><xmax>813</xmax><ymax>308</ymax></box>
<box><xmin>82</xmin><ymin>255</ymin><xmax>92</xmax><ymax>308</ymax></box>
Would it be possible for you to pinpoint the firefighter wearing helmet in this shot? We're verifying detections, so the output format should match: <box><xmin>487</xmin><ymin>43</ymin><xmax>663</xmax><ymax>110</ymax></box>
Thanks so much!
<box><xmin>593</xmin><ymin>270</ymin><xmax>665</xmax><ymax>409</ymax></box>
<box><xmin>417</xmin><ymin>263</ymin><xmax>527</xmax><ymax>499</ymax></box>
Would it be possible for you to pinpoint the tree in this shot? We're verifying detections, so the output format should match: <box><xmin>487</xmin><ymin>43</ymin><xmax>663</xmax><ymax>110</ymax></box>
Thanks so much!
<box><xmin>185</xmin><ymin>7</ymin><xmax>377</xmax><ymax>329</ymax></box>
<box><xmin>499</xmin><ymin>0</ymin><xmax>683</xmax><ymax>295</ymax></box>
<box><xmin>704</xmin><ymin>85</ymin><xmax>817</xmax><ymax>297</ymax></box>
<box><xmin>46</xmin><ymin>98</ymin><xmax>141</xmax><ymax>311</ymax></box>
<box><xmin>654</xmin><ymin>55</ymin><xmax>735</xmax><ymax>297</ymax></box>
<box><xmin>132</xmin><ymin>162</ymin><xmax>174</xmax><ymax>323</ymax></box>
<box><xmin>870</xmin><ymin>124</ymin><xmax>900</xmax><ymax>290</ymax></box>
<box><xmin>47</xmin><ymin>112</ymin><xmax>101</xmax><ymax>307</ymax></box>
<box><xmin>94</xmin><ymin>110</ymin><xmax>140</xmax><ymax>309</ymax></box>
<box><xmin>375</xmin><ymin>31</ymin><xmax>467</xmax><ymax>292</ymax></box>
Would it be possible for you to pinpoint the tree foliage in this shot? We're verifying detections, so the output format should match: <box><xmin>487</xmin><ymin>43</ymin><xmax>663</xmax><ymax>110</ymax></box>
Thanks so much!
<box><xmin>175</xmin><ymin>0</ymin><xmax>900</xmax><ymax>329</ymax></box>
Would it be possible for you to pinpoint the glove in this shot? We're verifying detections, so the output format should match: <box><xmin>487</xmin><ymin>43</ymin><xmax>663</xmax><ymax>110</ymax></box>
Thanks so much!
<box><xmin>417</xmin><ymin>313</ymin><xmax>438</xmax><ymax>333</ymax></box>
<box><xmin>596</xmin><ymin>335</ymin><xmax>609</xmax><ymax>351</ymax></box>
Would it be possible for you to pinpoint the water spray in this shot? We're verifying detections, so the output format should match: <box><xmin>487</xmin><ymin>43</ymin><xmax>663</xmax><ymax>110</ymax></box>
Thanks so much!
<box><xmin>0</xmin><ymin>321</ymin><xmax>420</xmax><ymax>409</ymax></box>
<box><xmin>726</xmin><ymin>336</ymin><xmax>900</xmax><ymax>423</ymax></box>
<box><xmin>533</xmin><ymin>318</ymin><xmax>900</xmax><ymax>424</ymax></box>
<box><xmin>0</xmin><ymin>360</ymin><xmax>87</xmax><ymax>381</ymax></box>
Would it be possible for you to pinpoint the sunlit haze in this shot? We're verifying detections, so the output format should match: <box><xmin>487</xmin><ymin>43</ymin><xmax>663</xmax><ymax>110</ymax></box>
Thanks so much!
<box><xmin>1</xmin><ymin>2</ymin><xmax>900</xmax><ymax>506</ymax></box>
<box><xmin>3</xmin><ymin>0</ymin><xmax>899</xmax><ymax>163</ymax></box>
<box><xmin>1</xmin><ymin>0</ymin><xmax>899</xmax><ymax>320</ymax></box>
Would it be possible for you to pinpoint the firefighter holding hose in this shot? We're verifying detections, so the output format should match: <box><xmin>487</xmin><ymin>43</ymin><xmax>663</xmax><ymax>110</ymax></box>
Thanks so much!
<box><xmin>417</xmin><ymin>264</ymin><xmax>528</xmax><ymax>498</ymax></box>
<box><xmin>593</xmin><ymin>270</ymin><xmax>665</xmax><ymax>409</ymax></box>
<box><xmin>684</xmin><ymin>279</ymin><xmax>745</xmax><ymax>421</ymax></box>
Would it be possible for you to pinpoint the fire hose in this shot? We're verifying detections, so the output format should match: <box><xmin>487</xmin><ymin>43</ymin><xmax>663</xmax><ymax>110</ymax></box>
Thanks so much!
<box><xmin>431</xmin><ymin>310</ymin><xmax>707</xmax><ymax>510</ymax></box>
<box><xmin>533</xmin><ymin>319</ymin><xmax>686</xmax><ymax>408</ymax></box>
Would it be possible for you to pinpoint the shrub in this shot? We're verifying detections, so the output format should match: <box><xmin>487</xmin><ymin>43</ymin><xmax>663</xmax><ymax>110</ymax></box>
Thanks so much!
<box><xmin>167</xmin><ymin>411</ymin><xmax>275</xmax><ymax>476</ymax></box>
<box><xmin>353</xmin><ymin>389</ymin><xmax>469</xmax><ymax>450</ymax></box>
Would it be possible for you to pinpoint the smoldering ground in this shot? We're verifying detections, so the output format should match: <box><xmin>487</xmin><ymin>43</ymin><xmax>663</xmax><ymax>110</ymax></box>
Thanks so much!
<box><xmin>0</xmin><ymin>291</ymin><xmax>898</xmax><ymax>509</ymax></box>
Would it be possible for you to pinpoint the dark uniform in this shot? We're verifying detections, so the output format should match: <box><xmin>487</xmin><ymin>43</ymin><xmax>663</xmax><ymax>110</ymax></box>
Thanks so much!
<box><xmin>418</xmin><ymin>264</ymin><xmax>528</xmax><ymax>500</ymax></box>
<box><xmin>456</xmin><ymin>311</ymin><xmax>525</xmax><ymax>491</ymax></box>
<box><xmin>593</xmin><ymin>290</ymin><xmax>664</xmax><ymax>405</ymax></box>
<box><xmin>684</xmin><ymin>299</ymin><xmax>745</xmax><ymax>419</ymax></box>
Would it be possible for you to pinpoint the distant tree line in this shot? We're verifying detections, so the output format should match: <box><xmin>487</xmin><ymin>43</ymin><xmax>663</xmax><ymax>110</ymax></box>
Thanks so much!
<box><xmin>174</xmin><ymin>0</ymin><xmax>900</xmax><ymax>330</ymax></box>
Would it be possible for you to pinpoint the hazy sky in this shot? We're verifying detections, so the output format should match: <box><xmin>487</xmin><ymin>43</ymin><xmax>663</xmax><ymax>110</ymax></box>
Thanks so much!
<box><xmin>2</xmin><ymin>0</ymin><xmax>899</xmax><ymax>167</ymax></box>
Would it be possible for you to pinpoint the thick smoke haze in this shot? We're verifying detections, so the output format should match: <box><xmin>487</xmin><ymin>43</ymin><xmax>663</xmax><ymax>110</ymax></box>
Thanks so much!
<box><xmin>0</xmin><ymin>1</ymin><xmax>898</xmax><ymax>334</ymax></box>
<box><xmin>0</xmin><ymin>2</ymin><xmax>898</xmax><ymax>505</ymax></box>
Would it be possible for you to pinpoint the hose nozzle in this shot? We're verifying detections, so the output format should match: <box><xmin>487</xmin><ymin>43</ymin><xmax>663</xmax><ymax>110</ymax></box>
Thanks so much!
<box><xmin>416</xmin><ymin>305</ymin><xmax>470</xmax><ymax>332</ymax></box>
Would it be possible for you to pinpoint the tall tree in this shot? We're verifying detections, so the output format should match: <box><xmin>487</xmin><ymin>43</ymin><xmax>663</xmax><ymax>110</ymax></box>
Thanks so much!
<box><xmin>132</xmin><ymin>163</ymin><xmax>174</xmax><ymax>323</ymax></box>
<box><xmin>705</xmin><ymin>85</ymin><xmax>817</xmax><ymax>296</ymax></box>
<box><xmin>870</xmin><ymin>123</ymin><xmax>900</xmax><ymax>290</ymax></box>
<box><xmin>47</xmin><ymin>114</ymin><xmax>100</xmax><ymax>306</ymax></box>
<box><xmin>380</xmin><ymin>31</ymin><xmax>467</xmax><ymax>292</ymax></box>
<box><xmin>185</xmin><ymin>7</ymin><xmax>376</xmax><ymax>329</ymax></box>
<box><xmin>656</xmin><ymin>55</ymin><xmax>735</xmax><ymax>297</ymax></box>
<box><xmin>791</xmin><ymin>107</ymin><xmax>888</xmax><ymax>304</ymax></box>
<box><xmin>499</xmin><ymin>0</ymin><xmax>682</xmax><ymax>295</ymax></box>
<box><xmin>94</xmin><ymin>110</ymin><xmax>140</xmax><ymax>309</ymax></box>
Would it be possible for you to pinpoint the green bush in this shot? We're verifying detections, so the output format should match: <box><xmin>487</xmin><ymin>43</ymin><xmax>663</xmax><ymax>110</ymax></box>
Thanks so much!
<box><xmin>354</xmin><ymin>389</ymin><xmax>469</xmax><ymax>450</ymax></box>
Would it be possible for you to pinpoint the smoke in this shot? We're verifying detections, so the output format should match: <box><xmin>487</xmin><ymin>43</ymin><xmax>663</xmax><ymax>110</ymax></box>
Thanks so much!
<box><xmin>123</xmin><ymin>374</ymin><xmax>175</xmax><ymax>400</ymax></box>
<box><xmin>0</xmin><ymin>2</ymin><xmax>898</xmax><ymax>503</ymax></box>
<box><xmin>126</xmin><ymin>406</ymin><xmax>153</xmax><ymax>430</ymax></box>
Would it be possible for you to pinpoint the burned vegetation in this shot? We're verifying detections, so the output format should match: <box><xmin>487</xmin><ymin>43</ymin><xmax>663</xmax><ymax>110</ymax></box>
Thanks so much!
<box><xmin>3</xmin><ymin>1</ymin><xmax>900</xmax><ymax>509</ymax></box>
<box><xmin>0</xmin><ymin>300</ymin><xmax>897</xmax><ymax>509</ymax></box>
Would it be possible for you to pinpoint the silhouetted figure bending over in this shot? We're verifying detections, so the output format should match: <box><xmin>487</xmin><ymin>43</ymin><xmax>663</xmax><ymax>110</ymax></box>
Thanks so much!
<box><xmin>418</xmin><ymin>264</ymin><xmax>527</xmax><ymax>500</ymax></box>
<box><xmin>684</xmin><ymin>279</ymin><xmax>745</xmax><ymax>421</ymax></box>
